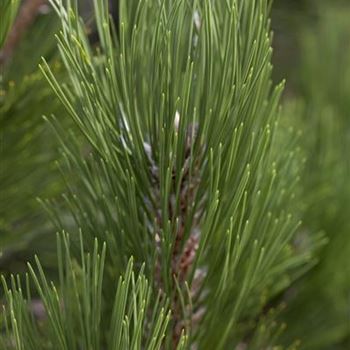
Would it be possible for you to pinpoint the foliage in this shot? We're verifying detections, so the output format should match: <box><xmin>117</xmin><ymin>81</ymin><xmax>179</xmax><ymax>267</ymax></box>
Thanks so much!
<box><xmin>1</xmin><ymin>233</ymin><xmax>181</xmax><ymax>350</ymax></box>
<box><xmin>0</xmin><ymin>6</ymin><xmax>62</xmax><ymax>273</ymax></box>
<box><xmin>279</xmin><ymin>4</ymin><xmax>350</xmax><ymax>348</ymax></box>
<box><xmin>0</xmin><ymin>0</ymin><xmax>348</xmax><ymax>349</ymax></box>
<box><xmin>0</xmin><ymin>0</ymin><xmax>19</xmax><ymax>49</ymax></box>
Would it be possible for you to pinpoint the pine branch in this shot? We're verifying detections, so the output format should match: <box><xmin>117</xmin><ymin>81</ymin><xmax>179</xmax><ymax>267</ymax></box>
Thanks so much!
<box><xmin>1</xmin><ymin>0</ymin><xmax>326</xmax><ymax>348</ymax></box>
<box><xmin>1</xmin><ymin>233</ymin><xmax>183</xmax><ymax>350</ymax></box>
<box><xmin>36</xmin><ymin>0</ymin><xmax>322</xmax><ymax>346</ymax></box>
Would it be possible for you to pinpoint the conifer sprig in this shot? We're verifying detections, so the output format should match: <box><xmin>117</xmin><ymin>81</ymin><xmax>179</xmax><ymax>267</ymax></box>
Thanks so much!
<box><xmin>1</xmin><ymin>233</ymin><xmax>182</xmax><ymax>350</ymax></box>
<box><xmin>2</xmin><ymin>0</ymin><xmax>324</xmax><ymax>348</ymax></box>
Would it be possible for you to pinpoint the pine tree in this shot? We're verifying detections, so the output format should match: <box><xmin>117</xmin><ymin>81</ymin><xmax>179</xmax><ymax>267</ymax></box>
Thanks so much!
<box><xmin>0</xmin><ymin>0</ymin><xmax>341</xmax><ymax>349</ymax></box>
<box><xmin>0</xmin><ymin>0</ymin><xmax>63</xmax><ymax>274</ymax></box>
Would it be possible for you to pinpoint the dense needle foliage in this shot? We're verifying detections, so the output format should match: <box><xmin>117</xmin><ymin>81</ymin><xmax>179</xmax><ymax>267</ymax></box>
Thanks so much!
<box><xmin>0</xmin><ymin>0</ymin><xmax>349</xmax><ymax>349</ymax></box>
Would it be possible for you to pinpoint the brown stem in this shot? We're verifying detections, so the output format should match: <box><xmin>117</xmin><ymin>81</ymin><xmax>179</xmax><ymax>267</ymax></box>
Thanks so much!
<box><xmin>0</xmin><ymin>0</ymin><xmax>48</xmax><ymax>65</ymax></box>
<box><xmin>146</xmin><ymin>121</ymin><xmax>206</xmax><ymax>348</ymax></box>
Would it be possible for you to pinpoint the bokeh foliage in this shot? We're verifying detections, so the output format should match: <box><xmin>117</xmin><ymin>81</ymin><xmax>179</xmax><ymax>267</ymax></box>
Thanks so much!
<box><xmin>0</xmin><ymin>5</ymin><xmax>63</xmax><ymax>273</ymax></box>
